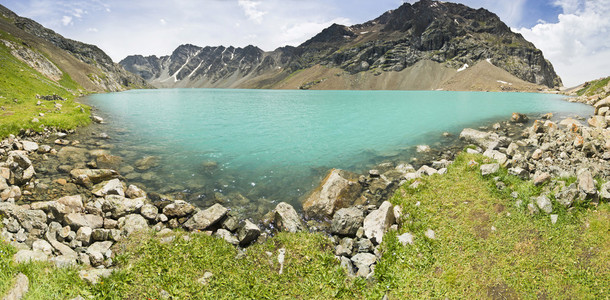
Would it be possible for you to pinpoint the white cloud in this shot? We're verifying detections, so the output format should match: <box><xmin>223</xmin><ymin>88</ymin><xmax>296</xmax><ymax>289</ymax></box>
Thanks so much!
<box><xmin>238</xmin><ymin>0</ymin><xmax>267</xmax><ymax>24</ymax></box>
<box><xmin>86</xmin><ymin>27</ymin><xmax>98</xmax><ymax>32</ymax></box>
<box><xmin>516</xmin><ymin>0</ymin><xmax>610</xmax><ymax>86</ymax></box>
<box><xmin>160</xmin><ymin>18</ymin><xmax>167</xmax><ymax>25</ymax></box>
<box><xmin>61</xmin><ymin>15</ymin><xmax>72</xmax><ymax>26</ymax></box>
<box><xmin>73</xmin><ymin>8</ymin><xmax>83</xmax><ymax>18</ymax></box>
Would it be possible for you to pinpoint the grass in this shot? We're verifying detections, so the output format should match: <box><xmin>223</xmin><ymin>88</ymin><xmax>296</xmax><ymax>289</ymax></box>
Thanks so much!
<box><xmin>0</xmin><ymin>30</ymin><xmax>91</xmax><ymax>138</ymax></box>
<box><xmin>0</xmin><ymin>152</ymin><xmax>608</xmax><ymax>299</ymax></box>
<box><xmin>576</xmin><ymin>76</ymin><xmax>610</xmax><ymax>97</ymax></box>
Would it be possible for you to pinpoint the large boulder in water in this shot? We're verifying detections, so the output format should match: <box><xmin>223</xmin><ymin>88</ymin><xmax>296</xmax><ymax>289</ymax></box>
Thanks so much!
<box><xmin>303</xmin><ymin>169</ymin><xmax>362</xmax><ymax>219</ymax></box>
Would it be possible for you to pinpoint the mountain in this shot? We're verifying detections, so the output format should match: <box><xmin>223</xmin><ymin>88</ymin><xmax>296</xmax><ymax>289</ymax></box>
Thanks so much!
<box><xmin>120</xmin><ymin>0</ymin><xmax>561</xmax><ymax>91</ymax></box>
<box><xmin>0</xmin><ymin>4</ymin><xmax>148</xmax><ymax>93</ymax></box>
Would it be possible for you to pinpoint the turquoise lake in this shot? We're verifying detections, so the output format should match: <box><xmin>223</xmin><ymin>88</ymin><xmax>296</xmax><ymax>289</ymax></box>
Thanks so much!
<box><xmin>82</xmin><ymin>89</ymin><xmax>592</xmax><ymax>218</ymax></box>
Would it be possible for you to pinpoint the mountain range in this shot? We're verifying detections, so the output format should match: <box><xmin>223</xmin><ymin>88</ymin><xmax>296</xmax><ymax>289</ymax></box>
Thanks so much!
<box><xmin>120</xmin><ymin>0</ymin><xmax>562</xmax><ymax>91</ymax></box>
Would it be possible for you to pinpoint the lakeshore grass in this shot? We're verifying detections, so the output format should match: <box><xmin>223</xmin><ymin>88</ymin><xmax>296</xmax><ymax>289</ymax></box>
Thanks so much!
<box><xmin>0</xmin><ymin>152</ymin><xmax>608</xmax><ymax>299</ymax></box>
<box><xmin>0</xmin><ymin>31</ymin><xmax>91</xmax><ymax>138</ymax></box>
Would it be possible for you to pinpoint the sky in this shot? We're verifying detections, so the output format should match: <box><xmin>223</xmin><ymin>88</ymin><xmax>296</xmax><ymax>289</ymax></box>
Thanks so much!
<box><xmin>1</xmin><ymin>0</ymin><xmax>609</xmax><ymax>87</ymax></box>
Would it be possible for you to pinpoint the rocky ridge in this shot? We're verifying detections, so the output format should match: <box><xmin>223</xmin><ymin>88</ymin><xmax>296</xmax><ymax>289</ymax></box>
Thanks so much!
<box><xmin>0</xmin><ymin>4</ymin><xmax>149</xmax><ymax>92</ymax></box>
<box><xmin>120</xmin><ymin>0</ymin><xmax>560</xmax><ymax>90</ymax></box>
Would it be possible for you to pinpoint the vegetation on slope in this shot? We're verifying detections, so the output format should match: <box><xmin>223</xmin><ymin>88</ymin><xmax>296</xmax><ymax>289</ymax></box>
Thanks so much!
<box><xmin>1</xmin><ymin>152</ymin><xmax>608</xmax><ymax>299</ymax></box>
<box><xmin>0</xmin><ymin>30</ymin><xmax>91</xmax><ymax>138</ymax></box>
<box><xmin>576</xmin><ymin>76</ymin><xmax>610</xmax><ymax>97</ymax></box>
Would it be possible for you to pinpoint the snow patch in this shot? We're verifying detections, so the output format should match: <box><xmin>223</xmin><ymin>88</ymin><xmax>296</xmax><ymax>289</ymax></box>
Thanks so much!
<box><xmin>486</xmin><ymin>58</ymin><xmax>492</xmax><ymax>64</ymax></box>
<box><xmin>360</xmin><ymin>31</ymin><xmax>369</xmax><ymax>34</ymax></box>
<box><xmin>457</xmin><ymin>64</ymin><xmax>469</xmax><ymax>72</ymax></box>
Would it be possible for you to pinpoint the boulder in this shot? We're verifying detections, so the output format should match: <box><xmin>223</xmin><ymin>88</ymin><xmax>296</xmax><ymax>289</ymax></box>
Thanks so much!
<box><xmin>330</xmin><ymin>207</ymin><xmax>364</xmax><ymax>237</ymax></box>
<box><xmin>119</xmin><ymin>214</ymin><xmax>149</xmax><ymax>236</ymax></box>
<box><xmin>303</xmin><ymin>169</ymin><xmax>361</xmax><ymax>219</ymax></box>
<box><xmin>87</xmin><ymin>241</ymin><xmax>113</xmax><ymax>255</ymax></box>
<box><xmin>21</xmin><ymin>141</ymin><xmax>39</xmax><ymax>152</ymax></box>
<box><xmin>76</xmin><ymin>227</ymin><xmax>93</xmax><ymax>245</ymax></box>
<box><xmin>139</xmin><ymin>204</ymin><xmax>158</xmax><ymax>220</ymax></box>
<box><xmin>459</xmin><ymin>128</ymin><xmax>500</xmax><ymax>150</ymax></box>
<box><xmin>577</xmin><ymin>170</ymin><xmax>596</xmax><ymax>196</ymax></box>
<box><xmin>363</xmin><ymin>201</ymin><xmax>395</xmax><ymax>244</ymax></box>
<box><xmin>15</xmin><ymin>209</ymin><xmax>47</xmax><ymax>232</ymax></box>
<box><xmin>102</xmin><ymin>195</ymin><xmax>144</xmax><ymax>218</ymax></box>
<box><xmin>3</xmin><ymin>273</ymin><xmax>29</xmax><ymax>300</ymax></box>
<box><xmin>533</xmin><ymin>173</ymin><xmax>551</xmax><ymax>186</ymax></box>
<box><xmin>135</xmin><ymin>156</ymin><xmax>160</xmax><ymax>171</ymax></box>
<box><xmin>483</xmin><ymin>149</ymin><xmax>508</xmax><ymax>165</ymax></box>
<box><xmin>273</xmin><ymin>202</ymin><xmax>306</xmax><ymax>233</ymax></box>
<box><xmin>588</xmin><ymin>116</ymin><xmax>607</xmax><ymax>128</ymax></box>
<box><xmin>32</xmin><ymin>239</ymin><xmax>54</xmax><ymax>256</ymax></box>
<box><xmin>95</xmin><ymin>154</ymin><xmax>122</xmax><ymax>170</ymax></box>
<box><xmin>64</xmin><ymin>213</ymin><xmax>103</xmax><ymax>230</ymax></box>
<box><xmin>600</xmin><ymin>182</ymin><xmax>610</xmax><ymax>201</ymax></box>
<box><xmin>536</xmin><ymin>195</ymin><xmax>553</xmax><ymax>214</ymax></box>
<box><xmin>125</xmin><ymin>184</ymin><xmax>146</xmax><ymax>199</ymax></box>
<box><xmin>56</xmin><ymin>195</ymin><xmax>84</xmax><ymax>213</ymax></box>
<box><xmin>237</xmin><ymin>220</ymin><xmax>260</xmax><ymax>246</ymax></box>
<box><xmin>183</xmin><ymin>203</ymin><xmax>228</xmax><ymax>231</ymax></box>
<box><xmin>350</xmin><ymin>253</ymin><xmax>377</xmax><ymax>277</ymax></box>
<box><xmin>510</xmin><ymin>112</ymin><xmax>529</xmax><ymax>123</ymax></box>
<box><xmin>162</xmin><ymin>200</ymin><xmax>195</xmax><ymax>218</ymax></box>
<box><xmin>92</xmin><ymin>179</ymin><xmax>124</xmax><ymax>197</ymax></box>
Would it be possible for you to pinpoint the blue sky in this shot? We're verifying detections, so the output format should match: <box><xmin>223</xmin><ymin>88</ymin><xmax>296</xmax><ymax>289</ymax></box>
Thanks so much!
<box><xmin>1</xmin><ymin>0</ymin><xmax>608</xmax><ymax>86</ymax></box>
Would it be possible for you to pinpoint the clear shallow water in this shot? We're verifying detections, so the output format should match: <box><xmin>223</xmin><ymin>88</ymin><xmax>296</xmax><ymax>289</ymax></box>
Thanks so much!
<box><xmin>82</xmin><ymin>89</ymin><xmax>592</xmax><ymax>217</ymax></box>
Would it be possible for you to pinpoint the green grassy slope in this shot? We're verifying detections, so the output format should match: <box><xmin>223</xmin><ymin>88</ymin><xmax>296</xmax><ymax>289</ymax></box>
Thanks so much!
<box><xmin>0</xmin><ymin>29</ymin><xmax>90</xmax><ymax>137</ymax></box>
<box><xmin>576</xmin><ymin>76</ymin><xmax>610</xmax><ymax>97</ymax></box>
<box><xmin>1</xmin><ymin>152</ymin><xmax>608</xmax><ymax>299</ymax></box>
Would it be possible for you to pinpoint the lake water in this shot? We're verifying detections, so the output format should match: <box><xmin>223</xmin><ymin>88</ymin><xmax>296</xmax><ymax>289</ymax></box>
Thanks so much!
<box><xmin>82</xmin><ymin>89</ymin><xmax>592</xmax><ymax>218</ymax></box>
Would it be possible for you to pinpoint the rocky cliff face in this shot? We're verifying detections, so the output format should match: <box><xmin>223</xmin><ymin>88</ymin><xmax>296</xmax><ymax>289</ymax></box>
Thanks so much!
<box><xmin>0</xmin><ymin>4</ymin><xmax>148</xmax><ymax>92</ymax></box>
<box><xmin>120</xmin><ymin>0</ymin><xmax>562</xmax><ymax>90</ymax></box>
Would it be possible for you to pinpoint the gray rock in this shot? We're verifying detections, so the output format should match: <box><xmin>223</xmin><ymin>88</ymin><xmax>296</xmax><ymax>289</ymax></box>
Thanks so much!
<box><xmin>87</xmin><ymin>241</ymin><xmax>113</xmax><ymax>255</ymax></box>
<box><xmin>237</xmin><ymin>220</ymin><xmax>260</xmax><ymax>246</ymax></box>
<box><xmin>125</xmin><ymin>184</ymin><xmax>146</xmax><ymax>199</ymax></box>
<box><xmin>533</xmin><ymin>173</ymin><xmax>551</xmax><ymax>186</ymax></box>
<box><xmin>92</xmin><ymin>179</ymin><xmax>124</xmax><ymax>197</ymax></box>
<box><xmin>76</xmin><ymin>227</ymin><xmax>92</xmax><ymax>245</ymax></box>
<box><xmin>600</xmin><ymin>182</ymin><xmax>610</xmax><ymax>201</ymax></box>
<box><xmin>363</xmin><ymin>201</ymin><xmax>395</xmax><ymax>244</ymax></box>
<box><xmin>56</xmin><ymin>195</ymin><xmax>84</xmax><ymax>212</ymax></box>
<box><xmin>339</xmin><ymin>256</ymin><xmax>355</xmax><ymax>276</ymax></box>
<box><xmin>13</xmin><ymin>250</ymin><xmax>48</xmax><ymax>263</ymax></box>
<box><xmin>70</xmin><ymin>169</ymin><xmax>119</xmax><ymax>185</ymax></box>
<box><xmin>483</xmin><ymin>149</ymin><xmax>508</xmax><ymax>165</ymax></box>
<box><xmin>425</xmin><ymin>229</ymin><xmax>436</xmax><ymax>240</ymax></box>
<box><xmin>162</xmin><ymin>200</ymin><xmax>195</xmax><ymax>218</ymax></box>
<box><xmin>397</xmin><ymin>232</ymin><xmax>414</xmax><ymax>245</ymax></box>
<box><xmin>527</xmin><ymin>203</ymin><xmax>540</xmax><ymax>215</ymax></box>
<box><xmin>51</xmin><ymin>255</ymin><xmax>77</xmax><ymax>268</ymax></box>
<box><xmin>550</xmin><ymin>214</ymin><xmax>559</xmax><ymax>224</ymax></box>
<box><xmin>21</xmin><ymin>141</ymin><xmax>39</xmax><ymax>152</ymax></box>
<box><xmin>355</xmin><ymin>238</ymin><xmax>374</xmax><ymax>253</ymax></box>
<box><xmin>64</xmin><ymin>213</ymin><xmax>103</xmax><ymax>230</ymax></box>
<box><xmin>15</xmin><ymin>209</ymin><xmax>47</xmax><ymax>232</ymax></box>
<box><xmin>302</xmin><ymin>169</ymin><xmax>361</xmax><ymax>219</ymax></box>
<box><xmin>91</xmin><ymin>229</ymin><xmax>109</xmax><ymax>241</ymax></box>
<box><xmin>88</xmin><ymin>251</ymin><xmax>105</xmax><ymax>267</ymax></box>
<box><xmin>119</xmin><ymin>214</ymin><xmax>149</xmax><ymax>236</ymax></box>
<box><xmin>577</xmin><ymin>170</ymin><xmax>596</xmax><ymax>196</ymax></box>
<box><xmin>183</xmin><ymin>203</ymin><xmax>228</xmax><ymax>231</ymax></box>
<box><xmin>459</xmin><ymin>128</ymin><xmax>500</xmax><ymax>150</ymax></box>
<box><xmin>556</xmin><ymin>183</ymin><xmax>578</xmax><ymax>207</ymax></box>
<box><xmin>508</xmin><ymin>167</ymin><xmax>529</xmax><ymax>179</ymax></box>
<box><xmin>350</xmin><ymin>253</ymin><xmax>377</xmax><ymax>274</ymax></box>
<box><xmin>336</xmin><ymin>238</ymin><xmax>354</xmax><ymax>256</ymax></box>
<box><xmin>480</xmin><ymin>163</ymin><xmax>500</xmax><ymax>176</ymax></box>
<box><xmin>79</xmin><ymin>268</ymin><xmax>113</xmax><ymax>285</ymax></box>
<box><xmin>221</xmin><ymin>215</ymin><xmax>240</xmax><ymax>232</ymax></box>
<box><xmin>331</xmin><ymin>207</ymin><xmax>364</xmax><ymax>237</ymax></box>
<box><xmin>214</xmin><ymin>229</ymin><xmax>239</xmax><ymax>245</ymax></box>
<box><xmin>536</xmin><ymin>195</ymin><xmax>553</xmax><ymax>214</ymax></box>
<box><xmin>140</xmin><ymin>204</ymin><xmax>158</xmax><ymax>220</ymax></box>
<box><xmin>197</xmin><ymin>272</ymin><xmax>214</xmax><ymax>285</ymax></box>
<box><xmin>135</xmin><ymin>156</ymin><xmax>160</xmax><ymax>171</ymax></box>
<box><xmin>272</xmin><ymin>202</ymin><xmax>306</xmax><ymax>233</ymax></box>
<box><xmin>32</xmin><ymin>239</ymin><xmax>54</xmax><ymax>256</ymax></box>
<box><xmin>102</xmin><ymin>195</ymin><xmax>144</xmax><ymax>218</ymax></box>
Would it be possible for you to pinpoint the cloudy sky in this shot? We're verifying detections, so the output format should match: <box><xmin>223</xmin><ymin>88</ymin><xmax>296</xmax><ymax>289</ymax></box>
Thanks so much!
<box><xmin>2</xmin><ymin>0</ymin><xmax>609</xmax><ymax>87</ymax></box>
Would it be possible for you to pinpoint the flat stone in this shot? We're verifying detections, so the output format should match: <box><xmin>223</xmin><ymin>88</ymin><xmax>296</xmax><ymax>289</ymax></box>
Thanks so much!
<box><xmin>183</xmin><ymin>204</ymin><xmax>228</xmax><ymax>231</ymax></box>
<box><xmin>92</xmin><ymin>179</ymin><xmax>124</xmax><ymax>197</ymax></box>
<box><xmin>214</xmin><ymin>228</ymin><xmax>239</xmax><ymax>245</ymax></box>
<box><xmin>3</xmin><ymin>273</ymin><xmax>29</xmax><ymax>300</ymax></box>
<box><xmin>79</xmin><ymin>268</ymin><xmax>113</xmax><ymax>284</ymax></box>
<box><xmin>533</xmin><ymin>173</ymin><xmax>551</xmax><ymax>186</ymax></box>
<box><xmin>350</xmin><ymin>253</ymin><xmax>377</xmax><ymax>270</ymax></box>
<box><xmin>21</xmin><ymin>141</ymin><xmax>39</xmax><ymax>152</ymax></box>
<box><xmin>397</xmin><ymin>232</ymin><xmax>415</xmax><ymax>245</ymax></box>
<box><xmin>64</xmin><ymin>213</ymin><xmax>103</xmax><ymax>230</ymax></box>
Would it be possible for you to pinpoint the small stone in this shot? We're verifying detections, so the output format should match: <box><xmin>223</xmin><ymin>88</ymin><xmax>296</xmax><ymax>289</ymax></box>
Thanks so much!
<box><xmin>533</xmin><ymin>173</ymin><xmax>551</xmax><ymax>186</ymax></box>
<box><xmin>550</xmin><ymin>214</ymin><xmax>558</xmax><ymax>224</ymax></box>
<box><xmin>237</xmin><ymin>220</ymin><xmax>260</xmax><ymax>246</ymax></box>
<box><xmin>214</xmin><ymin>229</ymin><xmax>239</xmax><ymax>245</ymax></box>
<box><xmin>480</xmin><ymin>163</ymin><xmax>500</xmax><ymax>176</ymax></box>
<box><xmin>331</xmin><ymin>207</ymin><xmax>364</xmax><ymax>237</ymax></box>
<box><xmin>425</xmin><ymin>229</ymin><xmax>436</xmax><ymax>240</ymax></box>
<box><xmin>397</xmin><ymin>232</ymin><xmax>414</xmax><ymax>245</ymax></box>
<box><xmin>197</xmin><ymin>272</ymin><xmax>213</xmax><ymax>285</ymax></box>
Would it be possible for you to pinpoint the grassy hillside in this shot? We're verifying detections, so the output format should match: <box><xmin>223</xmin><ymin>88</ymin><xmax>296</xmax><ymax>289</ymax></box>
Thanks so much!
<box><xmin>0</xmin><ymin>29</ymin><xmax>90</xmax><ymax>137</ymax></box>
<box><xmin>1</xmin><ymin>152</ymin><xmax>607</xmax><ymax>299</ymax></box>
<box><xmin>576</xmin><ymin>76</ymin><xmax>610</xmax><ymax>97</ymax></box>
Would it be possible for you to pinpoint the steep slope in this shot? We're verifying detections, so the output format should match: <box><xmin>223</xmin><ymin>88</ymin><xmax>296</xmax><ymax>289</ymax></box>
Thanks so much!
<box><xmin>0</xmin><ymin>4</ymin><xmax>148</xmax><ymax>92</ymax></box>
<box><xmin>0</xmin><ymin>4</ymin><xmax>149</xmax><ymax>137</ymax></box>
<box><xmin>121</xmin><ymin>0</ymin><xmax>561</xmax><ymax>91</ymax></box>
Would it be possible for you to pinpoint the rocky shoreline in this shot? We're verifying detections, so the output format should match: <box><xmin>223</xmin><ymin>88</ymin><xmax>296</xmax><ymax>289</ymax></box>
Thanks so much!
<box><xmin>2</xmin><ymin>88</ymin><xmax>610</xmax><ymax>283</ymax></box>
